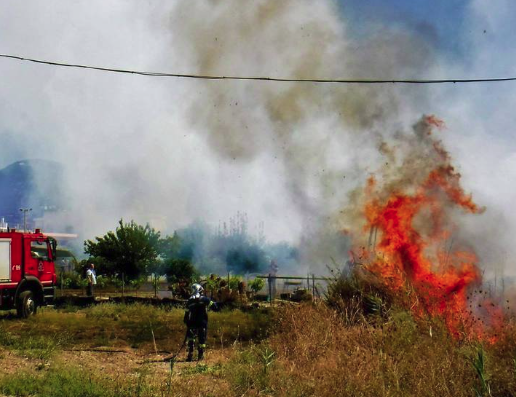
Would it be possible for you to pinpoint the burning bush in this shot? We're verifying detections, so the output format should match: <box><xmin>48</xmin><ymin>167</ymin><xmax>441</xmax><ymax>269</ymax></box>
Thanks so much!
<box><xmin>325</xmin><ymin>269</ymin><xmax>392</xmax><ymax>325</ymax></box>
<box><xmin>340</xmin><ymin>116</ymin><xmax>504</xmax><ymax>341</ymax></box>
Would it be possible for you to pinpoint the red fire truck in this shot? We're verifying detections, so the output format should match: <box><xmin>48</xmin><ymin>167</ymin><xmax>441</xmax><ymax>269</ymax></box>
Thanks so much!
<box><xmin>0</xmin><ymin>228</ymin><xmax>57</xmax><ymax>317</ymax></box>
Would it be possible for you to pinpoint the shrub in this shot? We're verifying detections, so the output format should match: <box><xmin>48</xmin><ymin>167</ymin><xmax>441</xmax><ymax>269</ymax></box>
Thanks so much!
<box><xmin>57</xmin><ymin>272</ymin><xmax>87</xmax><ymax>289</ymax></box>
<box><xmin>249</xmin><ymin>278</ymin><xmax>265</xmax><ymax>294</ymax></box>
<box><xmin>228</xmin><ymin>275</ymin><xmax>242</xmax><ymax>290</ymax></box>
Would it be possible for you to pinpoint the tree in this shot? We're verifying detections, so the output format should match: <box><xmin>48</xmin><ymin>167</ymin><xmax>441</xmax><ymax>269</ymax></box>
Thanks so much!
<box><xmin>84</xmin><ymin>219</ymin><xmax>160</xmax><ymax>280</ymax></box>
<box><xmin>249</xmin><ymin>277</ymin><xmax>265</xmax><ymax>294</ymax></box>
<box><xmin>164</xmin><ymin>258</ymin><xmax>198</xmax><ymax>284</ymax></box>
<box><xmin>157</xmin><ymin>232</ymin><xmax>182</xmax><ymax>260</ymax></box>
<box><xmin>226</xmin><ymin>243</ymin><xmax>267</xmax><ymax>273</ymax></box>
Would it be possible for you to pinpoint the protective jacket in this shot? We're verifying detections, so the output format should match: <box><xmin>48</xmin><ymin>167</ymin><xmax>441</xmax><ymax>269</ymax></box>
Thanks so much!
<box><xmin>183</xmin><ymin>295</ymin><xmax>216</xmax><ymax>328</ymax></box>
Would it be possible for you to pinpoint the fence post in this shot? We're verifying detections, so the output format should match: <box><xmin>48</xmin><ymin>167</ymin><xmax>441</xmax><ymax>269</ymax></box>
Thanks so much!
<box><xmin>268</xmin><ymin>274</ymin><xmax>272</xmax><ymax>305</ymax></box>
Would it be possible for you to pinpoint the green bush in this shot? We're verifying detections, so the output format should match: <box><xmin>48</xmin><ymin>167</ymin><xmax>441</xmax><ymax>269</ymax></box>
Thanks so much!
<box><xmin>228</xmin><ymin>275</ymin><xmax>242</xmax><ymax>290</ymax></box>
<box><xmin>57</xmin><ymin>272</ymin><xmax>87</xmax><ymax>289</ymax></box>
<box><xmin>249</xmin><ymin>278</ymin><xmax>265</xmax><ymax>293</ymax></box>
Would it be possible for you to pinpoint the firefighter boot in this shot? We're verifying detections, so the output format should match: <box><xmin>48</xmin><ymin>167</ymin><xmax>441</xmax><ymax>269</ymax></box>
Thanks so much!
<box><xmin>186</xmin><ymin>340</ymin><xmax>194</xmax><ymax>362</ymax></box>
<box><xmin>198</xmin><ymin>344</ymin><xmax>206</xmax><ymax>361</ymax></box>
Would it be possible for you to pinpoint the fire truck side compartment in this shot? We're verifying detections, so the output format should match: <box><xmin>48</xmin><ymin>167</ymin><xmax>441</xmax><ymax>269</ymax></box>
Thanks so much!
<box><xmin>0</xmin><ymin>239</ymin><xmax>11</xmax><ymax>281</ymax></box>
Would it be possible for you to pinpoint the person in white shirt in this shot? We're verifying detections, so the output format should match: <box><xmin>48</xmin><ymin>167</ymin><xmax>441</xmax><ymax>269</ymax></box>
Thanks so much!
<box><xmin>86</xmin><ymin>263</ymin><xmax>97</xmax><ymax>297</ymax></box>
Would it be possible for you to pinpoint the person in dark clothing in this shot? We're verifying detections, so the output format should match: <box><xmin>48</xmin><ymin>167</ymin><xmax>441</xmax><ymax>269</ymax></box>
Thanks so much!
<box><xmin>184</xmin><ymin>283</ymin><xmax>216</xmax><ymax>361</ymax></box>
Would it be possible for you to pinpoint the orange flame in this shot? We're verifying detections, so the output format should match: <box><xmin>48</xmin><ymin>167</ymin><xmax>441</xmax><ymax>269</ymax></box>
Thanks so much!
<box><xmin>358</xmin><ymin>116</ymin><xmax>501</xmax><ymax>340</ymax></box>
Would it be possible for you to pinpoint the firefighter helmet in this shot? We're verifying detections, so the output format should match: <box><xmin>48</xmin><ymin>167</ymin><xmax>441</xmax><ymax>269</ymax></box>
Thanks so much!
<box><xmin>191</xmin><ymin>283</ymin><xmax>204</xmax><ymax>295</ymax></box>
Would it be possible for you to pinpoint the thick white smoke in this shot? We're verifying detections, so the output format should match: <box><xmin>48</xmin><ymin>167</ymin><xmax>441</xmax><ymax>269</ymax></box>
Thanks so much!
<box><xmin>0</xmin><ymin>1</ymin><xmax>514</xmax><ymax>275</ymax></box>
<box><xmin>428</xmin><ymin>0</ymin><xmax>516</xmax><ymax>279</ymax></box>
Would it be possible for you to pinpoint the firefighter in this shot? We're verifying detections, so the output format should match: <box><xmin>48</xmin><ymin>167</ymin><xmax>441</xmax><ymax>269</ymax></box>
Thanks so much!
<box><xmin>184</xmin><ymin>283</ymin><xmax>217</xmax><ymax>361</ymax></box>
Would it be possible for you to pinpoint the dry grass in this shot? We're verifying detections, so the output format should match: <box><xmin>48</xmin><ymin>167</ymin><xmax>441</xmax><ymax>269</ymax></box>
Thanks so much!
<box><xmin>1</xmin><ymin>298</ymin><xmax>515</xmax><ymax>396</ymax></box>
<box><xmin>223</xmin><ymin>303</ymin><xmax>516</xmax><ymax>397</ymax></box>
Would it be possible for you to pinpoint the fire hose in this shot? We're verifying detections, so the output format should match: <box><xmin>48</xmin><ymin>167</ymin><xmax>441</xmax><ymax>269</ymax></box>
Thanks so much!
<box><xmin>165</xmin><ymin>332</ymin><xmax>188</xmax><ymax>361</ymax></box>
<box><xmin>163</xmin><ymin>332</ymin><xmax>189</xmax><ymax>370</ymax></box>
<box><xmin>140</xmin><ymin>331</ymin><xmax>188</xmax><ymax>369</ymax></box>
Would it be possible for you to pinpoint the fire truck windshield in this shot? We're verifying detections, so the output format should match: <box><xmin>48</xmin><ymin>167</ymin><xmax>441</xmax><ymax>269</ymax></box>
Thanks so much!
<box><xmin>30</xmin><ymin>240</ymin><xmax>49</xmax><ymax>261</ymax></box>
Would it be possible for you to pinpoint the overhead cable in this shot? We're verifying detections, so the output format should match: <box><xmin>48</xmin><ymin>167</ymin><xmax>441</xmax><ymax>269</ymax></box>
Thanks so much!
<box><xmin>1</xmin><ymin>53</ymin><xmax>516</xmax><ymax>85</ymax></box>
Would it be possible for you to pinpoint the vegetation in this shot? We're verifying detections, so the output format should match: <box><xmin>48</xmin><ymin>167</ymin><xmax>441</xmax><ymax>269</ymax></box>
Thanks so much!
<box><xmin>0</xmin><ymin>294</ymin><xmax>515</xmax><ymax>396</ymax></box>
<box><xmin>79</xmin><ymin>218</ymin><xmax>299</xmax><ymax>286</ymax></box>
<box><xmin>174</xmin><ymin>220</ymin><xmax>268</xmax><ymax>274</ymax></box>
<box><xmin>0</xmin><ymin>303</ymin><xmax>272</xmax><ymax>397</ymax></box>
<box><xmin>0</xmin><ymin>304</ymin><xmax>271</xmax><ymax>352</ymax></box>
<box><xmin>218</xmin><ymin>271</ymin><xmax>516</xmax><ymax>397</ymax></box>
<box><xmin>163</xmin><ymin>258</ymin><xmax>198</xmax><ymax>284</ymax></box>
<box><xmin>84</xmin><ymin>220</ymin><xmax>161</xmax><ymax>280</ymax></box>
<box><xmin>249</xmin><ymin>277</ymin><xmax>266</xmax><ymax>294</ymax></box>
<box><xmin>5</xmin><ymin>259</ymin><xmax>516</xmax><ymax>396</ymax></box>
<box><xmin>0</xmin><ymin>365</ymin><xmax>140</xmax><ymax>397</ymax></box>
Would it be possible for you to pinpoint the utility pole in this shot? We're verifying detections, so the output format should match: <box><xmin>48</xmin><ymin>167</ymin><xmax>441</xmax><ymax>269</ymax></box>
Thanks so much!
<box><xmin>19</xmin><ymin>208</ymin><xmax>32</xmax><ymax>232</ymax></box>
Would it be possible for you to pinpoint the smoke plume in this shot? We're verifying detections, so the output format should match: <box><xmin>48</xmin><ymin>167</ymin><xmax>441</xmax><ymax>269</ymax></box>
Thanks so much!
<box><xmin>0</xmin><ymin>1</ymin><xmax>514</xmax><ymax>277</ymax></box>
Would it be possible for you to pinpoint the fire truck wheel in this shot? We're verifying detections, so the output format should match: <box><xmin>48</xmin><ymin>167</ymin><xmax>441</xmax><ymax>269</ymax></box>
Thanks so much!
<box><xmin>16</xmin><ymin>290</ymin><xmax>38</xmax><ymax>318</ymax></box>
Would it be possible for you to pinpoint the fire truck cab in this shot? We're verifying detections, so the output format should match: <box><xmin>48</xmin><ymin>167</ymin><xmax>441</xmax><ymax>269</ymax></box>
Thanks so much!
<box><xmin>0</xmin><ymin>229</ymin><xmax>57</xmax><ymax>317</ymax></box>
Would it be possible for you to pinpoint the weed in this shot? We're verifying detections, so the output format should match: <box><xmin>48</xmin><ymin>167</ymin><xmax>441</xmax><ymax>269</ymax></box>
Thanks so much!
<box><xmin>472</xmin><ymin>347</ymin><xmax>492</xmax><ymax>397</ymax></box>
<box><xmin>259</xmin><ymin>346</ymin><xmax>275</xmax><ymax>374</ymax></box>
<box><xmin>224</xmin><ymin>344</ymin><xmax>277</xmax><ymax>394</ymax></box>
<box><xmin>133</xmin><ymin>364</ymin><xmax>152</xmax><ymax>397</ymax></box>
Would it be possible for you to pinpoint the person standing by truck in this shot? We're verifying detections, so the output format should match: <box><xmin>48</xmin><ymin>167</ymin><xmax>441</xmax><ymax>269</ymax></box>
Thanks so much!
<box><xmin>183</xmin><ymin>283</ymin><xmax>217</xmax><ymax>361</ymax></box>
<box><xmin>86</xmin><ymin>263</ymin><xmax>97</xmax><ymax>297</ymax></box>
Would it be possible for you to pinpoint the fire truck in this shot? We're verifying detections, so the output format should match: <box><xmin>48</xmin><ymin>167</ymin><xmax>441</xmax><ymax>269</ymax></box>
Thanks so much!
<box><xmin>0</xmin><ymin>228</ymin><xmax>57</xmax><ymax>317</ymax></box>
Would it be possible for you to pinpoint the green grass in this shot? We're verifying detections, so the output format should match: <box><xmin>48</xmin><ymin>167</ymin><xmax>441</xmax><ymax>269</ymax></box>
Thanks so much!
<box><xmin>0</xmin><ymin>365</ymin><xmax>156</xmax><ymax>397</ymax></box>
<box><xmin>0</xmin><ymin>303</ymin><xmax>271</xmax><ymax>353</ymax></box>
<box><xmin>0</xmin><ymin>330</ymin><xmax>70</xmax><ymax>360</ymax></box>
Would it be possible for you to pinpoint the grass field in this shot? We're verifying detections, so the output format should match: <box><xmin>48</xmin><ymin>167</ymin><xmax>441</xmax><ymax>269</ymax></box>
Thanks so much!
<box><xmin>0</xmin><ymin>298</ymin><xmax>515</xmax><ymax>396</ymax></box>
<box><xmin>0</xmin><ymin>304</ymin><xmax>271</xmax><ymax>397</ymax></box>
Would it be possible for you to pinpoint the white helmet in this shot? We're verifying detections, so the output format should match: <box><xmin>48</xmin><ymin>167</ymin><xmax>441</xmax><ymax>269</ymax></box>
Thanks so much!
<box><xmin>191</xmin><ymin>283</ymin><xmax>203</xmax><ymax>296</ymax></box>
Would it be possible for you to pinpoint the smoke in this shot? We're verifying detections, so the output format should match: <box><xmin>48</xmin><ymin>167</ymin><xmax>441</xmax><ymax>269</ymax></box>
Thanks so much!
<box><xmin>1</xmin><ymin>1</ymin><xmax>513</xmax><ymax>276</ymax></box>
<box><xmin>426</xmin><ymin>0</ymin><xmax>516</xmax><ymax>280</ymax></box>
<box><xmin>161</xmin><ymin>0</ymin><xmax>439</xmax><ymax>270</ymax></box>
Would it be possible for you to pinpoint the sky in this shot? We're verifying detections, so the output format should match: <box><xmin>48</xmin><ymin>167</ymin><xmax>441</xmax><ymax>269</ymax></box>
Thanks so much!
<box><xmin>341</xmin><ymin>0</ymin><xmax>470</xmax><ymax>56</ymax></box>
<box><xmin>0</xmin><ymin>0</ymin><xmax>515</xmax><ymax>273</ymax></box>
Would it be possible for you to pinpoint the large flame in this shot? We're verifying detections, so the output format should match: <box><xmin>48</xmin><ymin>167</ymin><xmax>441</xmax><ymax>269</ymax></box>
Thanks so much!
<box><xmin>356</xmin><ymin>116</ymin><xmax>503</xmax><ymax>339</ymax></box>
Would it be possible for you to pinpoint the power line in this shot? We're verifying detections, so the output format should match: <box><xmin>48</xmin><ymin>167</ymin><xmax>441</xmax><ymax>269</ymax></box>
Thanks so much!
<box><xmin>1</xmin><ymin>53</ymin><xmax>516</xmax><ymax>85</ymax></box>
